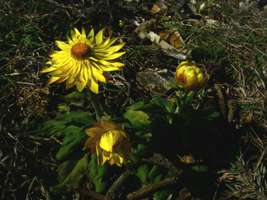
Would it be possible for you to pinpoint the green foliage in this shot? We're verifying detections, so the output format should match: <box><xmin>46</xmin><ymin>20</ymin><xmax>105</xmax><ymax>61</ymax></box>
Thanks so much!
<box><xmin>136</xmin><ymin>164</ymin><xmax>150</xmax><ymax>183</ymax></box>
<box><xmin>63</xmin><ymin>91</ymin><xmax>85</xmax><ymax>108</ymax></box>
<box><xmin>151</xmin><ymin>96</ymin><xmax>176</xmax><ymax>113</ymax></box>
<box><xmin>42</xmin><ymin>111</ymin><xmax>93</xmax><ymax>135</ymax></box>
<box><xmin>153</xmin><ymin>190</ymin><xmax>171</xmax><ymax>200</ymax></box>
<box><xmin>54</xmin><ymin>153</ymin><xmax>89</xmax><ymax>192</ymax></box>
<box><xmin>88</xmin><ymin>155</ymin><xmax>109</xmax><ymax>193</ymax></box>
<box><xmin>42</xmin><ymin>120</ymin><xmax>66</xmax><ymax>137</ymax></box>
<box><xmin>59</xmin><ymin>111</ymin><xmax>94</xmax><ymax>126</ymax></box>
<box><xmin>126</xmin><ymin>101</ymin><xmax>145</xmax><ymax>110</ymax></box>
<box><xmin>40</xmin><ymin>111</ymin><xmax>95</xmax><ymax>192</ymax></box>
<box><xmin>191</xmin><ymin>47</ymin><xmax>226</xmax><ymax>63</ymax></box>
<box><xmin>149</xmin><ymin>93</ymin><xmax>202</xmax><ymax>117</ymax></box>
<box><xmin>42</xmin><ymin>111</ymin><xmax>94</xmax><ymax>161</ymax></box>
<box><xmin>55</xmin><ymin>125</ymin><xmax>86</xmax><ymax>161</ymax></box>
<box><xmin>191</xmin><ymin>164</ymin><xmax>208</xmax><ymax>172</ymax></box>
<box><xmin>57</xmin><ymin>104</ymin><xmax>70</xmax><ymax>113</ymax></box>
<box><xmin>135</xmin><ymin>164</ymin><xmax>175</xmax><ymax>200</ymax></box>
<box><xmin>131</xmin><ymin>144</ymin><xmax>148</xmax><ymax>163</ymax></box>
<box><xmin>57</xmin><ymin>159</ymin><xmax>77</xmax><ymax>184</ymax></box>
<box><xmin>124</xmin><ymin>107</ymin><xmax>151</xmax><ymax>129</ymax></box>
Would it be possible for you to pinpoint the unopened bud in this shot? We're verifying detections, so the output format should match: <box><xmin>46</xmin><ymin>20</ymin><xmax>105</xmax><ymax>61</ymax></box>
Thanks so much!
<box><xmin>176</xmin><ymin>61</ymin><xmax>209</xmax><ymax>90</ymax></box>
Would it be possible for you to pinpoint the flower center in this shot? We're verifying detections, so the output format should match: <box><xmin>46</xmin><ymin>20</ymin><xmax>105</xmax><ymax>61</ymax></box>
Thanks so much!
<box><xmin>71</xmin><ymin>42</ymin><xmax>90</xmax><ymax>59</ymax></box>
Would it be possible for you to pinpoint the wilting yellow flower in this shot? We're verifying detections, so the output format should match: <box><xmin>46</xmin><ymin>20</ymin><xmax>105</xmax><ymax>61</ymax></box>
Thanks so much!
<box><xmin>41</xmin><ymin>28</ymin><xmax>125</xmax><ymax>93</ymax></box>
<box><xmin>175</xmin><ymin>61</ymin><xmax>209</xmax><ymax>90</ymax></box>
<box><xmin>85</xmin><ymin>121</ymin><xmax>131</xmax><ymax>167</ymax></box>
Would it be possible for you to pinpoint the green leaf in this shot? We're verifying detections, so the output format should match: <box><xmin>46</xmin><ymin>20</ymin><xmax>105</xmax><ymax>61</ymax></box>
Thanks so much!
<box><xmin>151</xmin><ymin>96</ymin><xmax>175</xmax><ymax>113</ymax></box>
<box><xmin>184</xmin><ymin>91</ymin><xmax>195</xmax><ymax>103</ymax></box>
<box><xmin>63</xmin><ymin>91</ymin><xmax>85</xmax><ymax>107</ymax></box>
<box><xmin>126</xmin><ymin>101</ymin><xmax>145</xmax><ymax>110</ymax></box>
<box><xmin>124</xmin><ymin>110</ymin><xmax>151</xmax><ymax>129</ymax></box>
<box><xmin>153</xmin><ymin>189</ymin><xmax>171</xmax><ymax>200</ymax></box>
<box><xmin>57</xmin><ymin>104</ymin><xmax>70</xmax><ymax>113</ymax></box>
<box><xmin>42</xmin><ymin>120</ymin><xmax>66</xmax><ymax>136</ymax></box>
<box><xmin>136</xmin><ymin>164</ymin><xmax>151</xmax><ymax>184</ymax></box>
<box><xmin>41</xmin><ymin>111</ymin><xmax>94</xmax><ymax>136</ymax></box>
<box><xmin>56</xmin><ymin>126</ymin><xmax>86</xmax><ymax>161</ymax></box>
<box><xmin>64</xmin><ymin>91</ymin><xmax>84</xmax><ymax>100</ymax></box>
<box><xmin>148</xmin><ymin>166</ymin><xmax>161</xmax><ymax>180</ymax></box>
<box><xmin>60</xmin><ymin>112</ymin><xmax>93</xmax><ymax>126</ymax></box>
<box><xmin>53</xmin><ymin>153</ymin><xmax>89</xmax><ymax>192</ymax></box>
<box><xmin>153</xmin><ymin>174</ymin><xmax>163</xmax><ymax>183</ymax></box>
<box><xmin>88</xmin><ymin>154</ymin><xmax>108</xmax><ymax>193</ymax></box>
<box><xmin>57</xmin><ymin>159</ymin><xmax>77</xmax><ymax>183</ymax></box>
<box><xmin>191</xmin><ymin>164</ymin><xmax>208</xmax><ymax>172</ymax></box>
<box><xmin>131</xmin><ymin>144</ymin><xmax>148</xmax><ymax>163</ymax></box>
<box><xmin>135</xmin><ymin>164</ymin><xmax>174</xmax><ymax>199</ymax></box>
<box><xmin>205</xmin><ymin>111</ymin><xmax>220</xmax><ymax>121</ymax></box>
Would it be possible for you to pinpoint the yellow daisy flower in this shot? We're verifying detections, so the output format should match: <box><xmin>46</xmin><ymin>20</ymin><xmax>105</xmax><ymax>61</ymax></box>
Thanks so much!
<box><xmin>85</xmin><ymin>121</ymin><xmax>131</xmax><ymax>167</ymax></box>
<box><xmin>176</xmin><ymin>61</ymin><xmax>209</xmax><ymax>90</ymax></box>
<box><xmin>41</xmin><ymin>28</ymin><xmax>126</xmax><ymax>93</ymax></box>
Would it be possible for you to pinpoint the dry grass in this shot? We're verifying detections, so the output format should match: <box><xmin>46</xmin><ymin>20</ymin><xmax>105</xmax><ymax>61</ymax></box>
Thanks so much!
<box><xmin>0</xmin><ymin>0</ymin><xmax>266</xmax><ymax>199</ymax></box>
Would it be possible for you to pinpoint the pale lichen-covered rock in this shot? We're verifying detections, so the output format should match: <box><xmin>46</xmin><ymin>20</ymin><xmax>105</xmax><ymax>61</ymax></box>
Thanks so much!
<box><xmin>136</xmin><ymin>68</ymin><xmax>174</xmax><ymax>94</ymax></box>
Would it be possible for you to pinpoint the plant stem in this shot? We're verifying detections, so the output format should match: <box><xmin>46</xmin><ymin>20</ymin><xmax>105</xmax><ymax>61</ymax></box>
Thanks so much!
<box><xmin>87</xmin><ymin>91</ymin><xmax>103</xmax><ymax>121</ymax></box>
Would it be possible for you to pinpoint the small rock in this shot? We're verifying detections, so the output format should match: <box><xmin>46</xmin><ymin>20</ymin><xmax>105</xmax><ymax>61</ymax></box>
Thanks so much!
<box><xmin>136</xmin><ymin>68</ymin><xmax>174</xmax><ymax>94</ymax></box>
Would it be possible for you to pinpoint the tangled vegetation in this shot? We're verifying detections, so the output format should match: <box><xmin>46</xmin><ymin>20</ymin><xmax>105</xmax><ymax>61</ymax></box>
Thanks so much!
<box><xmin>0</xmin><ymin>0</ymin><xmax>266</xmax><ymax>199</ymax></box>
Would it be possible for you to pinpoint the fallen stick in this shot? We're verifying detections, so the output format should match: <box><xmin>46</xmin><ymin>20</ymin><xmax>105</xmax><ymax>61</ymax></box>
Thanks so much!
<box><xmin>80</xmin><ymin>189</ymin><xmax>105</xmax><ymax>200</ymax></box>
<box><xmin>105</xmin><ymin>170</ymin><xmax>132</xmax><ymax>200</ymax></box>
<box><xmin>127</xmin><ymin>175</ymin><xmax>181</xmax><ymax>200</ymax></box>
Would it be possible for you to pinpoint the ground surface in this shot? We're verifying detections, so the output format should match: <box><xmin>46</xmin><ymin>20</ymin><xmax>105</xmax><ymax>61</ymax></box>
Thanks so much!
<box><xmin>0</xmin><ymin>0</ymin><xmax>266</xmax><ymax>200</ymax></box>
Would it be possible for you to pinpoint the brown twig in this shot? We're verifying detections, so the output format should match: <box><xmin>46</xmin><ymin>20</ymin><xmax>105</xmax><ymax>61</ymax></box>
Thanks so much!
<box><xmin>214</xmin><ymin>84</ymin><xmax>226</xmax><ymax>118</ymax></box>
<box><xmin>227</xmin><ymin>99</ymin><xmax>237</xmax><ymax>123</ymax></box>
<box><xmin>126</xmin><ymin>175</ymin><xmax>181</xmax><ymax>200</ymax></box>
<box><xmin>80</xmin><ymin>189</ymin><xmax>105</xmax><ymax>200</ymax></box>
<box><xmin>105</xmin><ymin>170</ymin><xmax>132</xmax><ymax>200</ymax></box>
<box><xmin>142</xmin><ymin>153</ymin><xmax>181</xmax><ymax>175</ymax></box>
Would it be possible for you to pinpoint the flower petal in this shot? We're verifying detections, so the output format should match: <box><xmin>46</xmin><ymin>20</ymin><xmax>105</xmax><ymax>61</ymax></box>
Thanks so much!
<box><xmin>81</xmin><ymin>28</ymin><xmax>87</xmax><ymax>40</ymax></box>
<box><xmin>90</xmin><ymin>79</ymin><xmax>99</xmax><ymax>94</ymax></box>
<box><xmin>95</xmin><ymin>29</ymin><xmax>104</xmax><ymax>45</ymax></box>
<box><xmin>94</xmin><ymin>37</ymin><xmax>118</xmax><ymax>49</ymax></box>
<box><xmin>65</xmin><ymin>77</ymin><xmax>76</xmax><ymax>89</ymax></box>
<box><xmin>92</xmin><ymin>68</ymin><xmax>107</xmax><ymax>83</ymax></box>
<box><xmin>97</xmin><ymin>60</ymin><xmax>124</xmax><ymax>68</ymax></box>
<box><xmin>86</xmin><ymin>127</ymin><xmax>104</xmax><ymax>137</ymax></box>
<box><xmin>76</xmin><ymin>67</ymin><xmax>87</xmax><ymax>91</ymax></box>
<box><xmin>99</xmin><ymin>130</ymin><xmax>124</xmax><ymax>152</ymax></box>
<box><xmin>41</xmin><ymin>66</ymin><xmax>57</xmax><ymax>73</ymax></box>
<box><xmin>56</xmin><ymin>40</ymin><xmax>70</xmax><ymax>51</ymax></box>
<box><xmin>88</xmin><ymin>28</ymin><xmax>94</xmax><ymax>41</ymax></box>
<box><xmin>48</xmin><ymin>76</ymin><xmax>61</xmax><ymax>84</ymax></box>
<box><xmin>102</xmin><ymin>51</ymin><xmax>125</xmax><ymax>60</ymax></box>
<box><xmin>109</xmin><ymin>154</ymin><xmax>124</xmax><ymax>167</ymax></box>
<box><xmin>105</xmin><ymin>43</ymin><xmax>125</xmax><ymax>54</ymax></box>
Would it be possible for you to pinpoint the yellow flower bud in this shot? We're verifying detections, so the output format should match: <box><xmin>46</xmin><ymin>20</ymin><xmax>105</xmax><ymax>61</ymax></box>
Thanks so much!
<box><xmin>85</xmin><ymin>121</ymin><xmax>131</xmax><ymax>167</ymax></box>
<box><xmin>175</xmin><ymin>61</ymin><xmax>208</xmax><ymax>90</ymax></box>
